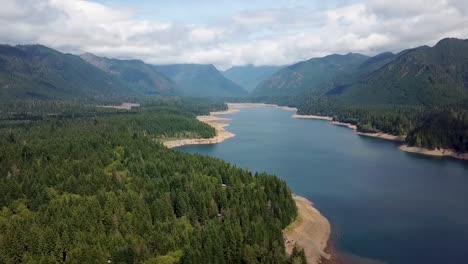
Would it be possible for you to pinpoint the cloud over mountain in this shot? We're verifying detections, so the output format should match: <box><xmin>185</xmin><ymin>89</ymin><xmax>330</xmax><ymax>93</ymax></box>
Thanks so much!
<box><xmin>1</xmin><ymin>0</ymin><xmax>468</xmax><ymax>68</ymax></box>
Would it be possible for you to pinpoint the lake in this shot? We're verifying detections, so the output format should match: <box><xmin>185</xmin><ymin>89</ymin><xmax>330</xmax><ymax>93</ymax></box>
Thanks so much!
<box><xmin>177</xmin><ymin>106</ymin><xmax>468</xmax><ymax>264</ymax></box>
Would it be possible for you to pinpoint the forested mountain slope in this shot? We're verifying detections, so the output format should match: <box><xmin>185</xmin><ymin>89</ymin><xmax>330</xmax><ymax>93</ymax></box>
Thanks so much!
<box><xmin>253</xmin><ymin>53</ymin><xmax>369</xmax><ymax>96</ymax></box>
<box><xmin>318</xmin><ymin>52</ymin><xmax>397</xmax><ymax>96</ymax></box>
<box><xmin>337</xmin><ymin>38</ymin><xmax>468</xmax><ymax>105</ymax></box>
<box><xmin>0</xmin><ymin>45</ymin><xmax>135</xmax><ymax>100</ymax></box>
<box><xmin>154</xmin><ymin>64</ymin><xmax>248</xmax><ymax>97</ymax></box>
<box><xmin>80</xmin><ymin>53</ymin><xmax>176</xmax><ymax>96</ymax></box>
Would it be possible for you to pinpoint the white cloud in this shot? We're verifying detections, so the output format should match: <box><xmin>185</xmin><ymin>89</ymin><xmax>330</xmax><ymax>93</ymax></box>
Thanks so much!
<box><xmin>1</xmin><ymin>0</ymin><xmax>468</xmax><ymax>69</ymax></box>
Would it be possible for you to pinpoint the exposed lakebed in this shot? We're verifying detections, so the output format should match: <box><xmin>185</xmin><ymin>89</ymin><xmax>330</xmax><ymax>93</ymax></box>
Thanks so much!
<box><xmin>177</xmin><ymin>106</ymin><xmax>468</xmax><ymax>264</ymax></box>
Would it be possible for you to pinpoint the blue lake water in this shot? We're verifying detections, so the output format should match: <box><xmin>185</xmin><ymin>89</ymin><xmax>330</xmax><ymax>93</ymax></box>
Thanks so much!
<box><xmin>177</xmin><ymin>107</ymin><xmax>468</xmax><ymax>264</ymax></box>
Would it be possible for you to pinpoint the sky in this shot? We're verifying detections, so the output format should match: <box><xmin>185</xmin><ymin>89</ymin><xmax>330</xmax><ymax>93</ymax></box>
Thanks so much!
<box><xmin>1</xmin><ymin>0</ymin><xmax>468</xmax><ymax>69</ymax></box>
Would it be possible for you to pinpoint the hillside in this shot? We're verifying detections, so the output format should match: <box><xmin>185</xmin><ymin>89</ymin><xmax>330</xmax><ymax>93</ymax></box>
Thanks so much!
<box><xmin>337</xmin><ymin>38</ymin><xmax>468</xmax><ymax>106</ymax></box>
<box><xmin>223</xmin><ymin>65</ymin><xmax>282</xmax><ymax>92</ymax></box>
<box><xmin>0</xmin><ymin>45</ymin><xmax>135</xmax><ymax>100</ymax></box>
<box><xmin>154</xmin><ymin>64</ymin><xmax>248</xmax><ymax>97</ymax></box>
<box><xmin>253</xmin><ymin>53</ymin><xmax>369</xmax><ymax>96</ymax></box>
<box><xmin>319</xmin><ymin>52</ymin><xmax>396</xmax><ymax>96</ymax></box>
<box><xmin>80</xmin><ymin>53</ymin><xmax>176</xmax><ymax>96</ymax></box>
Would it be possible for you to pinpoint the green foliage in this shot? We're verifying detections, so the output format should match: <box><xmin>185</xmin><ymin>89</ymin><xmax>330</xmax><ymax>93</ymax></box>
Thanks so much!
<box><xmin>139</xmin><ymin>97</ymin><xmax>228</xmax><ymax>116</ymax></box>
<box><xmin>296</xmin><ymin>98</ymin><xmax>468</xmax><ymax>151</ymax></box>
<box><xmin>0</xmin><ymin>97</ymin><xmax>227</xmax><ymax>131</ymax></box>
<box><xmin>297</xmin><ymin>98</ymin><xmax>425</xmax><ymax>135</ymax></box>
<box><xmin>0</xmin><ymin>101</ymin><xmax>297</xmax><ymax>263</ymax></box>
<box><xmin>144</xmin><ymin>250</ymin><xmax>183</xmax><ymax>264</ymax></box>
<box><xmin>288</xmin><ymin>244</ymin><xmax>307</xmax><ymax>264</ymax></box>
<box><xmin>407</xmin><ymin>109</ymin><xmax>468</xmax><ymax>152</ymax></box>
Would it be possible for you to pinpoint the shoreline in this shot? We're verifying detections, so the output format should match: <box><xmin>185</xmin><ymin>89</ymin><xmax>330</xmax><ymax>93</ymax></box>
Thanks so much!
<box><xmin>162</xmin><ymin>103</ymin><xmax>295</xmax><ymax>148</ymax></box>
<box><xmin>284</xmin><ymin>195</ymin><xmax>331</xmax><ymax>264</ymax></box>
<box><xmin>293</xmin><ymin>114</ymin><xmax>401</xmax><ymax>141</ymax></box>
<box><xmin>98</xmin><ymin>102</ymin><xmax>140</xmax><ymax>110</ymax></box>
<box><xmin>292</xmin><ymin>114</ymin><xmax>333</xmax><ymax>121</ymax></box>
<box><xmin>356</xmin><ymin>132</ymin><xmax>406</xmax><ymax>142</ymax></box>
<box><xmin>227</xmin><ymin>102</ymin><xmax>297</xmax><ymax>111</ymax></box>
<box><xmin>293</xmin><ymin>113</ymin><xmax>467</xmax><ymax>161</ymax></box>
<box><xmin>165</xmin><ymin>106</ymin><xmax>468</xmax><ymax>161</ymax></box>
<box><xmin>400</xmin><ymin>145</ymin><xmax>468</xmax><ymax>161</ymax></box>
<box><xmin>331</xmin><ymin>121</ymin><xmax>357</xmax><ymax>130</ymax></box>
<box><xmin>162</xmin><ymin>115</ymin><xmax>235</xmax><ymax>148</ymax></box>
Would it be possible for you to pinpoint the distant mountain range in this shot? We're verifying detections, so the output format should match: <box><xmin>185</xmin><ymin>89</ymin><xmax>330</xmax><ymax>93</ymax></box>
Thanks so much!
<box><xmin>222</xmin><ymin>65</ymin><xmax>282</xmax><ymax>92</ymax></box>
<box><xmin>154</xmin><ymin>64</ymin><xmax>247</xmax><ymax>97</ymax></box>
<box><xmin>255</xmin><ymin>38</ymin><xmax>468</xmax><ymax>107</ymax></box>
<box><xmin>253</xmin><ymin>53</ymin><xmax>369</xmax><ymax>96</ymax></box>
<box><xmin>2</xmin><ymin>38</ymin><xmax>468</xmax><ymax>105</ymax></box>
<box><xmin>80</xmin><ymin>53</ymin><xmax>176</xmax><ymax>96</ymax></box>
<box><xmin>335</xmin><ymin>38</ymin><xmax>468</xmax><ymax>106</ymax></box>
<box><xmin>0</xmin><ymin>45</ymin><xmax>247</xmax><ymax>100</ymax></box>
<box><xmin>0</xmin><ymin>45</ymin><xmax>135</xmax><ymax>100</ymax></box>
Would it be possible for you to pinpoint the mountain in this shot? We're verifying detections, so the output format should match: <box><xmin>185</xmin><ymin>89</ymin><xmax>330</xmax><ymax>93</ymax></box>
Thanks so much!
<box><xmin>222</xmin><ymin>65</ymin><xmax>282</xmax><ymax>92</ymax></box>
<box><xmin>336</xmin><ymin>38</ymin><xmax>468</xmax><ymax>106</ymax></box>
<box><xmin>253</xmin><ymin>53</ymin><xmax>369</xmax><ymax>96</ymax></box>
<box><xmin>323</xmin><ymin>52</ymin><xmax>397</xmax><ymax>96</ymax></box>
<box><xmin>80</xmin><ymin>53</ymin><xmax>176</xmax><ymax>96</ymax></box>
<box><xmin>0</xmin><ymin>44</ymin><xmax>135</xmax><ymax>100</ymax></box>
<box><xmin>154</xmin><ymin>64</ymin><xmax>248</xmax><ymax>97</ymax></box>
<box><xmin>357</xmin><ymin>52</ymin><xmax>396</xmax><ymax>72</ymax></box>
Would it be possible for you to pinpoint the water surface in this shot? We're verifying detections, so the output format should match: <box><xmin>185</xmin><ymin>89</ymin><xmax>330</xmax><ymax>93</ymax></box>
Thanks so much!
<box><xmin>178</xmin><ymin>107</ymin><xmax>468</xmax><ymax>264</ymax></box>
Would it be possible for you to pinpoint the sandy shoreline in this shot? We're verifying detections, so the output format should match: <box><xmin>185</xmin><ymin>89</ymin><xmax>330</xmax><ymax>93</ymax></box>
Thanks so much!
<box><xmin>99</xmin><ymin>102</ymin><xmax>140</xmax><ymax>110</ymax></box>
<box><xmin>293</xmin><ymin>114</ymin><xmax>405</xmax><ymax>141</ymax></box>
<box><xmin>400</xmin><ymin>145</ymin><xmax>468</xmax><ymax>161</ymax></box>
<box><xmin>162</xmin><ymin>115</ymin><xmax>235</xmax><ymax>148</ymax></box>
<box><xmin>163</xmin><ymin>103</ymin><xmax>295</xmax><ymax>148</ymax></box>
<box><xmin>357</xmin><ymin>132</ymin><xmax>406</xmax><ymax>142</ymax></box>
<box><xmin>293</xmin><ymin>113</ymin><xmax>468</xmax><ymax>161</ymax></box>
<box><xmin>295</xmin><ymin>114</ymin><xmax>468</xmax><ymax>161</ymax></box>
<box><xmin>292</xmin><ymin>114</ymin><xmax>333</xmax><ymax>121</ymax></box>
<box><xmin>284</xmin><ymin>195</ymin><xmax>331</xmax><ymax>264</ymax></box>
<box><xmin>228</xmin><ymin>103</ymin><xmax>297</xmax><ymax>111</ymax></box>
<box><xmin>331</xmin><ymin>121</ymin><xmax>358</xmax><ymax>130</ymax></box>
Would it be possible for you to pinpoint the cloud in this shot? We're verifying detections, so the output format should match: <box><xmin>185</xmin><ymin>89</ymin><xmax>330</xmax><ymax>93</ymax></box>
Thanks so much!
<box><xmin>1</xmin><ymin>0</ymin><xmax>468</xmax><ymax>69</ymax></box>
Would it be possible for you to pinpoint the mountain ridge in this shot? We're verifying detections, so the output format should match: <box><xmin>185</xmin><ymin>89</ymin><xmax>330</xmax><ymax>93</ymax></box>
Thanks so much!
<box><xmin>0</xmin><ymin>44</ymin><xmax>136</xmax><ymax>100</ymax></box>
<box><xmin>336</xmin><ymin>38</ymin><xmax>468</xmax><ymax>106</ymax></box>
<box><xmin>154</xmin><ymin>64</ymin><xmax>248</xmax><ymax>97</ymax></box>
<box><xmin>253</xmin><ymin>53</ymin><xmax>369</xmax><ymax>96</ymax></box>
<box><xmin>80</xmin><ymin>53</ymin><xmax>176</xmax><ymax>96</ymax></box>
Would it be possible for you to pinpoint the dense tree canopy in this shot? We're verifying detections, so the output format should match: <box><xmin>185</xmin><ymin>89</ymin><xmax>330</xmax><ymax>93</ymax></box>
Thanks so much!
<box><xmin>0</xmin><ymin>99</ymin><xmax>298</xmax><ymax>263</ymax></box>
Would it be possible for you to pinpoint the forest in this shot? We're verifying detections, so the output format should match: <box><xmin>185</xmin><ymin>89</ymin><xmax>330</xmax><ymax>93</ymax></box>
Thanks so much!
<box><xmin>0</xmin><ymin>98</ymin><xmax>300</xmax><ymax>263</ymax></box>
<box><xmin>296</xmin><ymin>98</ymin><xmax>468</xmax><ymax>152</ymax></box>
